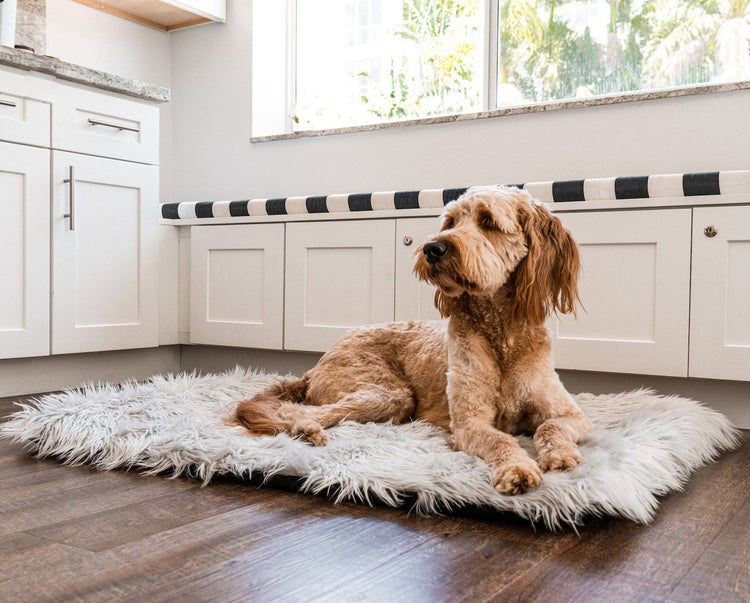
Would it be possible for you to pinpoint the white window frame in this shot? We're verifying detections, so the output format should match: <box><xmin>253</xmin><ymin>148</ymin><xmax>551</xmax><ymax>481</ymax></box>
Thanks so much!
<box><xmin>267</xmin><ymin>0</ymin><xmax>497</xmax><ymax>137</ymax></box>
<box><xmin>251</xmin><ymin>0</ymin><xmax>750</xmax><ymax>141</ymax></box>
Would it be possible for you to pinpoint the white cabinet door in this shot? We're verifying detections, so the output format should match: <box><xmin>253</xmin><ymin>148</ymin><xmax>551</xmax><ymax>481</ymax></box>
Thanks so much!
<box><xmin>51</xmin><ymin>151</ymin><xmax>159</xmax><ymax>354</ymax></box>
<box><xmin>395</xmin><ymin>217</ymin><xmax>443</xmax><ymax>322</ymax></box>
<box><xmin>552</xmin><ymin>209</ymin><xmax>692</xmax><ymax>377</ymax></box>
<box><xmin>285</xmin><ymin>220</ymin><xmax>396</xmax><ymax>352</ymax></box>
<box><xmin>190</xmin><ymin>224</ymin><xmax>284</xmax><ymax>349</ymax></box>
<box><xmin>690</xmin><ymin>206</ymin><xmax>750</xmax><ymax>380</ymax></box>
<box><xmin>0</xmin><ymin>142</ymin><xmax>49</xmax><ymax>359</ymax></box>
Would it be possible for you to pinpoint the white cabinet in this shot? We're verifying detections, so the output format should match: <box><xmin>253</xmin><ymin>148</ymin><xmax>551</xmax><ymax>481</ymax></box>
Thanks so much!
<box><xmin>0</xmin><ymin>141</ymin><xmax>50</xmax><ymax>359</ymax></box>
<box><xmin>167</xmin><ymin>0</ymin><xmax>226</xmax><ymax>22</ymax></box>
<box><xmin>0</xmin><ymin>89</ymin><xmax>49</xmax><ymax>147</ymax></box>
<box><xmin>51</xmin><ymin>152</ymin><xmax>160</xmax><ymax>354</ymax></box>
<box><xmin>190</xmin><ymin>224</ymin><xmax>284</xmax><ymax>349</ymax></box>
<box><xmin>690</xmin><ymin>206</ymin><xmax>750</xmax><ymax>380</ymax></box>
<box><xmin>181</xmin><ymin>205</ymin><xmax>749</xmax><ymax>384</ymax></box>
<box><xmin>395</xmin><ymin>217</ymin><xmax>442</xmax><ymax>322</ymax></box>
<box><xmin>52</xmin><ymin>85</ymin><xmax>159</xmax><ymax>165</ymax></box>
<box><xmin>284</xmin><ymin>220</ymin><xmax>396</xmax><ymax>352</ymax></box>
<box><xmin>1</xmin><ymin>65</ymin><xmax>162</xmax><ymax>359</ymax></box>
<box><xmin>552</xmin><ymin>209</ymin><xmax>692</xmax><ymax>377</ymax></box>
<box><xmin>70</xmin><ymin>0</ymin><xmax>226</xmax><ymax>31</ymax></box>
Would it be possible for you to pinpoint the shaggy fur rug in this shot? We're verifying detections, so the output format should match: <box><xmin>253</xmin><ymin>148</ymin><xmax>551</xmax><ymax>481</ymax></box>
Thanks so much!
<box><xmin>0</xmin><ymin>368</ymin><xmax>740</xmax><ymax>529</ymax></box>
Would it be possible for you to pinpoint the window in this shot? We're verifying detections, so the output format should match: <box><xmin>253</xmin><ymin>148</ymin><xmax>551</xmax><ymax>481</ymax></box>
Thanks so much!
<box><xmin>252</xmin><ymin>0</ymin><xmax>750</xmax><ymax>137</ymax></box>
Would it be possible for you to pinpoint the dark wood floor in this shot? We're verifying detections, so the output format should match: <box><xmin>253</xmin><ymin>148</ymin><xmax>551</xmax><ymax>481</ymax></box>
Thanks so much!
<box><xmin>1</xmin><ymin>396</ymin><xmax>748</xmax><ymax>603</ymax></box>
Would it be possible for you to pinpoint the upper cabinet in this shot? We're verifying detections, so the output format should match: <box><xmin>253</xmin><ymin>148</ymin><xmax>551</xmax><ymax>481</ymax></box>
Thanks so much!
<box><xmin>72</xmin><ymin>0</ymin><xmax>226</xmax><ymax>32</ymax></box>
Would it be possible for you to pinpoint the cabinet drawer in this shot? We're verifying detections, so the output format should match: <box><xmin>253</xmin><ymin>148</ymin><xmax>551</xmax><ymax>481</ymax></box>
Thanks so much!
<box><xmin>52</xmin><ymin>85</ymin><xmax>159</xmax><ymax>164</ymax></box>
<box><xmin>0</xmin><ymin>84</ymin><xmax>50</xmax><ymax>147</ymax></box>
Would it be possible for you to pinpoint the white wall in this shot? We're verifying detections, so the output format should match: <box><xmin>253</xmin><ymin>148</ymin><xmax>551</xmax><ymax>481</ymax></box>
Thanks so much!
<box><xmin>169</xmin><ymin>0</ymin><xmax>750</xmax><ymax>203</ymax></box>
<box><xmin>46</xmin><ymin>0</ymin><xmax>171</xmax><ymax>87</ymax></box>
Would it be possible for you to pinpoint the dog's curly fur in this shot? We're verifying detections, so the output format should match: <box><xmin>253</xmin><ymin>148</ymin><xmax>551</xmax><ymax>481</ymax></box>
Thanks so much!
<box><xmin>235</xmin><ymin>186</ymin><xmax>594</xmax><ymax>495</ymax></box>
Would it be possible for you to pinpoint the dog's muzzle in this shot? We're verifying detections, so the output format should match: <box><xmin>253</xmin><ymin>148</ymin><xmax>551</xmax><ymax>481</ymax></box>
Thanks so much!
<box><xmin>423</xmin><ymin>240</ymin><xmax>448</xmax><ymax>264</ymax></box>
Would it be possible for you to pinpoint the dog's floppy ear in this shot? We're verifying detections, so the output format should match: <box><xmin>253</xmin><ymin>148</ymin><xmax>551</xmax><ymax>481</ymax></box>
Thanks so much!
<box><xmin>511</xmin><ymin>202</ymin><xmax>581</xmax><ymax>324</ymax></box>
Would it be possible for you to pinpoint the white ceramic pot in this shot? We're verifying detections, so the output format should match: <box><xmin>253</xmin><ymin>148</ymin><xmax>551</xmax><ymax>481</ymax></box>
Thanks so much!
<box><xmin>0</xmin><ymin>0</ymin><xmax>18</xmax><ymax>48</ymax></box>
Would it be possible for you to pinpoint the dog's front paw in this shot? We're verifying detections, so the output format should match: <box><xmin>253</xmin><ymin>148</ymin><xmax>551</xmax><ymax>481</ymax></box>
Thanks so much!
<box><xmin>537</xmin><ymin>447</ymin><xmax>582</xmax><ymax>473</ymax></box>
<box><xmin>492</xmin><ymin>458</ymin><xmax>543</xmax><ymax>495</ymax></box>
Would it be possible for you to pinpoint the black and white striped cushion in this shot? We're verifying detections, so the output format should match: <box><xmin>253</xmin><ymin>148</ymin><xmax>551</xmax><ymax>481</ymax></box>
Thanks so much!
<box><xmin>161</xmin><ymin>170</ymin><xmax>750</xmax><ymax>220</ymax></box>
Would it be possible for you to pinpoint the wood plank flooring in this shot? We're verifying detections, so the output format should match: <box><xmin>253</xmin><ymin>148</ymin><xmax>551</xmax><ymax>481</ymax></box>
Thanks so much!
<box><xmin>1</xmin><ymin>396</ymin><xmax>748</xmax><ymax>602</ymax></box>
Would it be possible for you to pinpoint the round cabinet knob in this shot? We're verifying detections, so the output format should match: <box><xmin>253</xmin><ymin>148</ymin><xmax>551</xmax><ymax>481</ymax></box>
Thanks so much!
<box><xmin>403</xmin><ymin>235</ymin><xmax>413</xmax><ymax>246</ymax></box>
<box><xmin>704</xmin><ymin>225</ymin><xmax>718</xmax><ymax>238</ymax></box>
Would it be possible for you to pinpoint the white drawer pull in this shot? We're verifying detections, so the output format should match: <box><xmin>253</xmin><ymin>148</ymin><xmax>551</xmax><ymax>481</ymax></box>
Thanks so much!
<box><xmin>0</xmin><ymin>99</ymin><xmax>17</xmax><ymax>107</ymax></box>
<box><xmin>87</xmin><ymin>117</ymin><xmax>140</xmax><ymax>133</ymax></box>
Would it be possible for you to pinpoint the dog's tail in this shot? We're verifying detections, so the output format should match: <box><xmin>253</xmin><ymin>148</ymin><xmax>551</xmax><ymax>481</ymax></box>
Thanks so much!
<box><xmin>234</xmin><ymin>375</ymin><xmax>309</xmax><ymax>436</ymax></box>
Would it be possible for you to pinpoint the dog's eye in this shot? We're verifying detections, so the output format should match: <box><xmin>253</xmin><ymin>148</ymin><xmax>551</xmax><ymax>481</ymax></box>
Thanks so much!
<box><xmin>479</xmin><ymin>213</ymin><xmax>497</xmax><ymax>230</ymax></box>
<box><xmin>441</xmin><ymin>216</ymin><xmax>455</xmax><ymax>230</ymax></box>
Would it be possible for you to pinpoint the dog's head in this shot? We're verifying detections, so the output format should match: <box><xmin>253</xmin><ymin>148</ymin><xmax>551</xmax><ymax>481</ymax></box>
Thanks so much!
<box><xmin>413</xmin><ymin>186</ymin><xmax>580</xmax><ymax>323</ymax></box>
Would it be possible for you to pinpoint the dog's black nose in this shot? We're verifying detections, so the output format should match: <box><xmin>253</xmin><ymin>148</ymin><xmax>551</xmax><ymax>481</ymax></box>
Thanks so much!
<box><xmin>423</xmin><ymin>240</ymin><xmax>448</xmax><ymax>264</ymax></box>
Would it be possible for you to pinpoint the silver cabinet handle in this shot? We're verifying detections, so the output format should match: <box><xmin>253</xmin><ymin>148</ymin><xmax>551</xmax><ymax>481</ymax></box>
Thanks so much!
<box><xmin>87</xmin><ymin>117</ymin><xmax>140</xmax><ymax>133</ymax></box>
<box><xmin>63</xmin><ymin>166</ymin><xmax>75</xmax><ymax>231</ymax></box>
<box><xmin>704</xmin><ymin>225</ymin><xmax>718</xmax><ymax>238</ymax></box>
<box><xmin>0</xmin><ymin>99</ymin><xmax>17</xmax><ymax>107</ymax></box>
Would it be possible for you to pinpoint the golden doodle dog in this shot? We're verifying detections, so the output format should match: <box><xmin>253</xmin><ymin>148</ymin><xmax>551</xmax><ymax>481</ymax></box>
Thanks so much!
<box><xmin>235</xmin><ymin>186</ymin><xmax>593</xmax><ymax>495</ymax></box>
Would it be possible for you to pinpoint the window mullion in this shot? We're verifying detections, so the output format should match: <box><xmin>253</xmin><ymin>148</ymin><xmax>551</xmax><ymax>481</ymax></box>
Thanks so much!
<box><xmin>484</xmin><ymin>0</ymin><xmax>499</xmax><ymax>111</ymax></box>
<box><xmin>286</xmin><ymin>0</ymin><xmax>298</xmax><ymax>134</ymax></box>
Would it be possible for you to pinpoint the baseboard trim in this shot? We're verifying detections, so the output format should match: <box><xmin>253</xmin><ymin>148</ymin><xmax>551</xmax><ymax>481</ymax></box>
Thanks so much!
<box><xmin>0</xmin><ymin>346</ymin><xmax>181</xmax><ymax>398</ymax></box>
<box><xmin>559</xmin><ymin>369</ymin><xmax>750</xmax><ymax>429</ymax></box>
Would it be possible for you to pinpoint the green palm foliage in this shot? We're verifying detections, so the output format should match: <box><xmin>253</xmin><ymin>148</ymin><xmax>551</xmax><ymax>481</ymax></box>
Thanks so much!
<box><xmin>359</xmin><ymin>0</ymin><xmax>749</xmax><ymax>119</ymax></box>
<box><xmin>644</xmin><ymin>0</ymin><xmax>750</xmax><ymax>85</ymax></box>
<box><xmin>393</xmin><ymin>0</ymin><xmax>480</xmax><ymax>113</ymax></box>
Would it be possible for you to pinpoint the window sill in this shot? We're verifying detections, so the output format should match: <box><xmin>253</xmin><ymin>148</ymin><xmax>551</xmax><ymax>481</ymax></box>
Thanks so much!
<box><xmin>250</xmin><ymin>80</ymin><xmax>750</xmax><ymax>144</ymax></box>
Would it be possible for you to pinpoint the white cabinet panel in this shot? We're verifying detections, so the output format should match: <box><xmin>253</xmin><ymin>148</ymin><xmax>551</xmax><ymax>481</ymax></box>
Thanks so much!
<box><xmin>52</xmin><ymin>86</ymin><xmax>159</xmax><ymax>164</ymax></box>
<box><xmin>190</xmin><ymin>224</ymin><xmax>284</xmax><ymax>349</ymax></box>
<box><xmin>285</xmin><ymin>220</ymin><xmax>395</xmax><ymax>352</ymax></box>
<box><xmin>690</xmin><ymin>206</ymin><xmax>750</xmax><ymax>380</ymax></box>
<box><xmin>395</xmin><ymin>217</ymin><xmax>442</xmax><ymax>322</ymax></box>
<box><xmin>0</xmin><ymin>69</ymin><xmax>50</xmax><ymax>147</ymax></box>
<box><xmin>552</xmin><ymin>209</ymin><xmax>692</xmax><ymax>377</ymax></box>
<box><xmin>0</xmin><ymin>93</ymin><xmax>49</xmax><ymax>147</ymax></box>
<box><xmin>0</xmin><ymin>142</ymin><xmax>49</xmax><ymax>359</ymax></box>
<box><xmin>51</xmin><ymin>151</ymin><xmax>159</xmax><ymax>354</ymax></box>
<box><xmin>166</xmin><ymin>0</ymin><xmax>226</xmax><ymax>21</ymax></box>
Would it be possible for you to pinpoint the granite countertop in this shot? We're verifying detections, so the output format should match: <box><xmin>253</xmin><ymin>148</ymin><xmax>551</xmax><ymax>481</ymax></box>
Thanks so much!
<box><xmin>0</xmin><ymin>45</ymin><xmax>170</xmax><ymax>103</ymax></box>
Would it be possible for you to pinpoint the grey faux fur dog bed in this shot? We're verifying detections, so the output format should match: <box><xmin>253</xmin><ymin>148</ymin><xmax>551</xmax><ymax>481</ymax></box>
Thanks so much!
<box><xmin>0</xmin><ymin>368</ymin><xmax>740</xmax><ymax>529</ymax></box>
